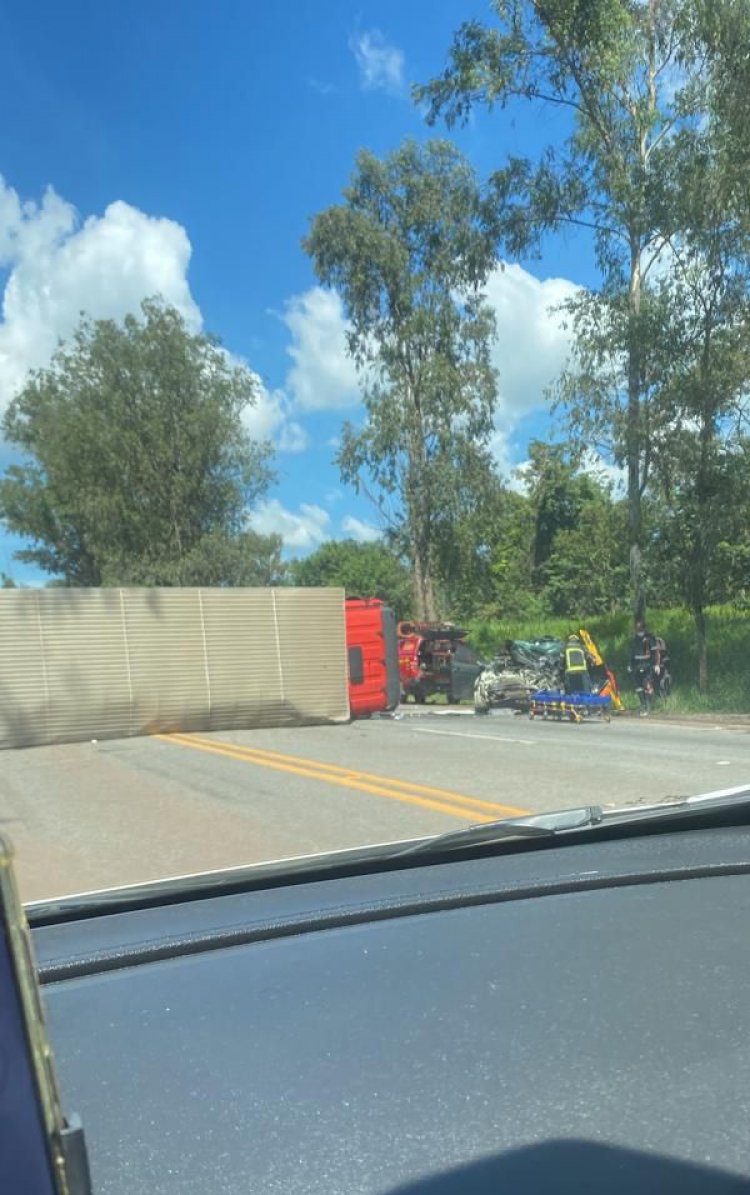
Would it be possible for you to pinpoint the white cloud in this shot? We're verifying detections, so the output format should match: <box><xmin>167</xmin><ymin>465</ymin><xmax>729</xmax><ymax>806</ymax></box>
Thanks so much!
<box><xmin>240</xmin><ymin>381</ymin><xmax>308</xmax><ymax>453</ymax></box>
<box><xmin>280</xmin><ymin>265</ymin><xmax>579</xmax><ymax>455</ymax></box>
<box><xmin>0</xmin><ymin>176</ymin><xmax>308</xmax><ymax>453</ymax></box>
<box><xmin>481</xmin><ymin>262</ymin><xmax>579</xmax><ymax>478</ymax></box>
<box><xmin>0</xmin><ymin>178</ymin><xmax>200</xmax><ymax>409</ymax></box>
<box><xmin>579</xmin><ymin>450</ymin><xmax>627</xmax><ymax>495</ymax></box>
<box><xmin>486</xmin><ymin>262</ymin><xmax>578</xmax><ymax>429</ymax></box>
<box><xmin>507</xmin><ymin>463</ymin><xmax>531</xmax><ymax>496</ymax></box>
<box><xmin>489</xmin><ymin>429</ymin><xmax>515</xmax><ymax>484</ymax></box>
<box><xmin>278</xmin><ymin>420</ymin><xmax>308</xmax><ymax>453</ymax></box>
<box><xmin>248</xmin><ymin>499</ymin><xmax>330</xmax><ymax>550</ymax></box>
<box><xmin>350</xmin><ymin>30</ymin><xmax>404</xmax><ymax>95</ymax></box>
<box><xmin>341</xmin><ymin>515</ymin><xmax>380</xmax><ymax>543</ymax></box>
<box><xmin>282</xmin><ymin>286</ymin><xmax>360</xmax><ymax>410</ymax></box>
<box><xmin>307</xmin><ymin>77</ymin><xmax>336</xmax><ymax>97</ymax></box>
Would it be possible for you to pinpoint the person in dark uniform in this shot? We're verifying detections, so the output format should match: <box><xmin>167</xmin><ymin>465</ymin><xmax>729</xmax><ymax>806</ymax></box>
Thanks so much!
<box><xmin>630</xmin><ymin>619</ymin><xmax>658</xmax><ymax>716</ymax></box>
<box><xmin>564</xmin><ymin>634</ymin><xmax>592</xmax><ymax>694</ymax></box>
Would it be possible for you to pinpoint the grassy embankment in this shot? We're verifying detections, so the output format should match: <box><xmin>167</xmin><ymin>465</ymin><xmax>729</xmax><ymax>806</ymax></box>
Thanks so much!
<box><xmin>465</xmin><ymin>605</ymin><xmax>750</xmax><ymax>714</ymax></box>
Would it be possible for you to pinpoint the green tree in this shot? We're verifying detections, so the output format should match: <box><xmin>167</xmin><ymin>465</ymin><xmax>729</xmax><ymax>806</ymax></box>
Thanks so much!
<box><xmin>168</xmin><ymin>529</ymin><xmax>286</xmax><ymax>588</ymax></box>
<box><xmin>516</xmin><ymin>443</ymin><xmax>602</xmax><ymax>578</ymax></box>
<box><xmin>417</xmin><ymin>0</ymin><xmax>711</xmax><ymax>615</ymax></box>
<box><xmin>0</xmin><ymin>299</ymin><xmax>277</xmax><ymax>586</ymax></box>
<box><xmin>399</xmin><ymin>463</ymin><xmax>510</xmax><ymax>621</ymax></box>
<box><xmin>454</xmin><ymin>443</ymin><xmax>631</xmax><ymax>620</ymax></box>
<box><xmin>645</xmin><ymin>156</ymin><xmax>750</xmax><ymax>689</ymax></box>
<box><xmin>484</xmin><ymin>489</ymin><xmax>539</xmax><ymax>620</ymax></box>
<box><xmin>304</xmin><ymin>139</ymin><xmax>498</xmax><ymax>621</ymax></box>
<box><xmin>691</xmin><ymin>0</ymin><xmax>750</xmax><ymax>233</ymax></box>
<box><xmin>512</xmin><ymin>442</ymin><xmax>629</xmax><ymax>615</ymax></box>
<box><xmin>544</xmin><ymin>493</ymin><xmax>629</xmax><ymax>616</ymax></box>
<box><xmin>290</xmin><ymin>539</ymin><xmax>413</xmax><ymax>618</ymax></box>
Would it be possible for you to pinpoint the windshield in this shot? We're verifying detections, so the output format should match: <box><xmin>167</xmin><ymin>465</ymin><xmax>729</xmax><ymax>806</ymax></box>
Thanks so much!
<box><xmin>2</xmin><ymin>2</ymin><xmax>750</xmax><ymax>904</ymax></box>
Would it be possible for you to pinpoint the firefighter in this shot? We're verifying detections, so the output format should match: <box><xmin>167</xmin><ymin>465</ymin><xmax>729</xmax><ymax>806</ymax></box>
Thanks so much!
<box><xmin>630</xmin><ymin>618</ymin><xmax>658</xmax><ymax>716</ymax></box>
<box><xmin>563</xmin><ymin>634</ymin><xmax>591</xmax><ymax>695</ymax></box>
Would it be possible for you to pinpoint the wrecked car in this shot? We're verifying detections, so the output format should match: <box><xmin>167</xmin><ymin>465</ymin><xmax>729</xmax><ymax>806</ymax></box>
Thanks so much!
<box><xmin>474</xmin><ymin>637</ymin><xmax>565</xmax><ymax>714</ymax></box>
<box><xmin>474</xmin><ymin>630</ymin><xmax>623</xmax><ymax>715</ymax></box>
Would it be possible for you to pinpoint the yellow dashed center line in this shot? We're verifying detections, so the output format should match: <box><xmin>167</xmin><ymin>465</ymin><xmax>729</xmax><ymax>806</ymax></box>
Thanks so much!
<box><xmin>156</xmin><ymin>732</ymin><xmax>528</xmax><ymax>823</ymax></box>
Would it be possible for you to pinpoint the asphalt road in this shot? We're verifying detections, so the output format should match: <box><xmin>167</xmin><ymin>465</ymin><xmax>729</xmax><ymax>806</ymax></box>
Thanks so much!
<box><xmin>3</xmin><ymin>707</ymin><xmax>750</xmax><ymax>903</ymax></box>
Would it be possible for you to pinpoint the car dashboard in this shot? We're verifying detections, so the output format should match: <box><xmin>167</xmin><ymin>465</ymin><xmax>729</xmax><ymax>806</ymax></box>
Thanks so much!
<box><xmin>30</xmin><ymin>823</ymin><xmax>750</xmax><ymax>1194</ymax></box>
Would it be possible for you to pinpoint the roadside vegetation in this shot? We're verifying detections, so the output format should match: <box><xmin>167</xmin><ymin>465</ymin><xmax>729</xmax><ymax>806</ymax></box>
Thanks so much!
<box><xmin>466</xmin><ymin>605</ymin><xmax>750</xmax><ymax>714</ymax></box>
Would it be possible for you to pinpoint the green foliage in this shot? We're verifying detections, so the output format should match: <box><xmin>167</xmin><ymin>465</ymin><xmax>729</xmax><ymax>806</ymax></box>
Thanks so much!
<box><xmin>432</xmin><ymin>472</ymin><xmax>520</xmax><ymax>621</ymax></box>
<box><xmin>290</xmin><ymin>539</ymin><xmax>413</xmax><ymax>619</ymax></box>
<box><xmin>304</xmin><ymin>139</ymin><xmax>498</xmax><ymax>619</ymax></box>
<box><xmin>690</xmin><ymin>0</ymin><xmax>750</xmax><ymax>235</ymax></box>
<box><xmin>466</xmin><ymin>604</ymin><xmax>750</xmax><ymax>712</ymax></box>
<box><xmin>468</xmin><ymin>444</ymin><xmax>630</xmax><ymax>620</ymax></box>
<box><xmin>482</xmin><ymin>489</ymin><xmax>539</xmax><ymax>620</ymax></box>
<box><xmin>134</xmin><ymin>529</ymin><xmax>286</xmax><ymax>588</ymax></box>
<box><xmin>417</xmin><ymin>0</ymin><xmax>716</xmax><ymax>610</ymax></box>
<box><xmin>544</xmin><ymin>497</ymin><xmax>629</xmax><ymax>616</ymax></box>
<box><xmin>0</xmin><ymin>299</ymin><xmax>278</xmax><ymax>587</ymax></box>
<box><xmin>519</xmin><ymin>442</ymin><xmax>605</xmax><ymax>574</ymax></box>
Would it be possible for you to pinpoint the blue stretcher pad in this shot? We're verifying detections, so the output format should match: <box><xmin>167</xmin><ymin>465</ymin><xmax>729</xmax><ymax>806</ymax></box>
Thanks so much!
<box><xmin>532</xmin><ymin>690</ymin><xmax>611</xmax><ymax>708</ymax></box>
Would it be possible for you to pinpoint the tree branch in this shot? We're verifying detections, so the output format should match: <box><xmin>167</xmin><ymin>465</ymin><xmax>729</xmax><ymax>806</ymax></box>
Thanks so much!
<box><xmin>558</xmin><ymin>211</ymin><xmax>629</xmax><ymax>242</ymax></box>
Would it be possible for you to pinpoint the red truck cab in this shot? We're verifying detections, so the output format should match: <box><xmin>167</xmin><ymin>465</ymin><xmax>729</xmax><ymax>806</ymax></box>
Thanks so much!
<box><xmin>345</xmin><ymin>598</ymin><xmax>400</xmax><ymax>718</ymax></box>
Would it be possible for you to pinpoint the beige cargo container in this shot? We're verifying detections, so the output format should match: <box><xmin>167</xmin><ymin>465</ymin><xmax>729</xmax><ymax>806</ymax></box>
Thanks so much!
<box><xmin>0</xmin><ymin>587</ymin><xmax>349</xmax><ymax>749</ymax></box>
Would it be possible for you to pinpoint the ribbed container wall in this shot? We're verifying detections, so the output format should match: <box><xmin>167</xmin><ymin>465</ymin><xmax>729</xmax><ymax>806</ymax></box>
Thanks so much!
<box><xmin>39</xmin><ymin>589</ymin><xmax>132</xmax><ymax>743</ymax></box>
<box><xmin>0</xmin><ymin>588</ymin><xmax>349</xmax><ymax>749</ymax></box>
<box><xmin>274</xmin><ymin>588</ymin><xmax>351</xmax><ymax>724</ymax></box>
<box><xmin>203</xmin><ymin>588</ymin><xmax>285</xmax><ymax>730</ymax></box>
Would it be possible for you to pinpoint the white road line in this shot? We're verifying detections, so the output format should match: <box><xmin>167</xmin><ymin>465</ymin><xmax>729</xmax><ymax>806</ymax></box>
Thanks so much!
<box><xmin>687</xmin><ymin>782</ymin><xmax>750</xmax><ymax>802</ymax></box>
<box><xmin>413</xmin><ymin>727</ymin><xmax>535</xmax><ymax>746</ymax></box>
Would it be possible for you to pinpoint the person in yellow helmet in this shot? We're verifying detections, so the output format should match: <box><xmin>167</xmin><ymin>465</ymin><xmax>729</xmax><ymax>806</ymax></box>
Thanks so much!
<box><xmin>564</xmin><ymin>634</ymin><xmax>592</xmax><ymax>695</ymax></box>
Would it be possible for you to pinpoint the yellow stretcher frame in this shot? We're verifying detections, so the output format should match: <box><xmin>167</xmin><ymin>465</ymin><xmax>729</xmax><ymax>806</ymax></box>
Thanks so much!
<box><xmin>528</xmin><ymin>695</ymin><xmax>612</xmax><ymax>724</ymax></box>
<box><xmin>578</xmin><ymin>626</ymin><xmax>625</xmax><ymax>713</ymax></box>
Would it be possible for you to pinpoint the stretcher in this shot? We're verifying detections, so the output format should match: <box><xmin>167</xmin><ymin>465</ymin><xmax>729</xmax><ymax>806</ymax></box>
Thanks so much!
<box><xmin>528</xmin><ymin>689</ymin><xmax>612</xmax><ymax>723</ymax></box>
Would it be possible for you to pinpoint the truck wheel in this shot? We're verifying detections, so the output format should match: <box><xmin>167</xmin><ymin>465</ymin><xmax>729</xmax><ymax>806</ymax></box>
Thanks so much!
<box><xmin>474</xmin><ymin>703</ymin><xmax>489</xmax><ymax>716</ymax></box>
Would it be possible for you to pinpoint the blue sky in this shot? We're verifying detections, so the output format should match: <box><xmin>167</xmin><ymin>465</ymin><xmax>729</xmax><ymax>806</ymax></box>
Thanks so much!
<box><xmin>0</xmin><ymin>1</ymin><xmax>600</xmax><ymax>582</ymax></box>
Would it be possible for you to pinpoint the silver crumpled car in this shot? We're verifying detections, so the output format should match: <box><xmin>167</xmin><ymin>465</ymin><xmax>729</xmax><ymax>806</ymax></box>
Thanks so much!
<box><xmin>474</xmin><ymin>637</ymin><xmax>564</xmax><ymax>714</ymax></box>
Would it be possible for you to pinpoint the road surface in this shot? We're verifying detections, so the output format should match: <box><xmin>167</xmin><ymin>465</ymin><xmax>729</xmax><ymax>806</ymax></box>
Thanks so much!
<box><xmin>3</xmin><ymin>708</ymin><xmax>750</xmax><ymax>902</ymax></box>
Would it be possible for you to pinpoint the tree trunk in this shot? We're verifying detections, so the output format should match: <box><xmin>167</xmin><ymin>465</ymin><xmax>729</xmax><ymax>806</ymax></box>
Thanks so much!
<box><xmin>627</xmin><ymin>236</ymin><xmax>644</xmax><ymax>620</ymax></box>
<box><xmin>690</xmin><ymin>331</ymin><xmax>714</xmax><ymax>697</ymax></box>
<box><xmin>413</xmin><ymin>546</ymin><xmax>438</xmax><ymax>621</ymax></box>
<box><xmin>694</xmin><ymin>604</ymin><xmax>708</xmax><ymax>694</ymax></box>
<box><xmin>628</xmin><ymin>13</ymin><xmax>657</xmax><ymax>624</ymax></box>
<box><xmin>406</xmin><ymin>391</ymin><xmax>439</xmax><ymax>622</ymax></box>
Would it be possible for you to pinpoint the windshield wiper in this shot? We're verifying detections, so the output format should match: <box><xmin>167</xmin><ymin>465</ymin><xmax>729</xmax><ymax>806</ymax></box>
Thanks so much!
<box><xmin>29</xmin><ymin>789</ymin><xmax>750</xmax><ymax>924</ymax></box>
<box><xmin>395</xmin><ymin>805</ymin><xmax>605</xmax><ymax>858</ymax></box>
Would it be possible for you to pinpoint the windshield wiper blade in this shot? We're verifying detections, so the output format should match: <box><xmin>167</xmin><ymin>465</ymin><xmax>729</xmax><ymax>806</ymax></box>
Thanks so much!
<box><xmin>395</xmin><ymin>805</ymin><xmax>605</xmax><ymax>858</ymax></box>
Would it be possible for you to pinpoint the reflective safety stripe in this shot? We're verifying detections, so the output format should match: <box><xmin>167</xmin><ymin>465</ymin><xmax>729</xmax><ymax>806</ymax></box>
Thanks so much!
<box><xmin>565</xmin><ymin>646</ymin><xmax>587</xmax><ymax>672</ymax></box>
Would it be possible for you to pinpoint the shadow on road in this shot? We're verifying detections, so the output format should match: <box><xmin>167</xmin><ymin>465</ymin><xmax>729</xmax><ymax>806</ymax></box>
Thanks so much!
<box><xmin>388</xmin><ymin>1139</ymin><xmax>750</xmax><ymax>1195</ymax></box>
